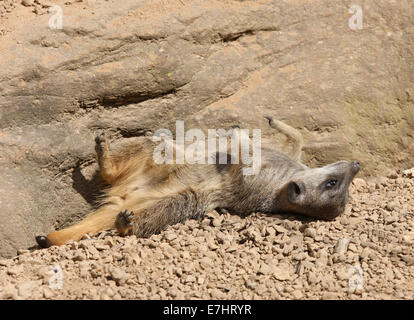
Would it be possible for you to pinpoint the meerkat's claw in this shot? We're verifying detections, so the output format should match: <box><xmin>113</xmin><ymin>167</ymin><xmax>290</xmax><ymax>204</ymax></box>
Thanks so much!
<box><xmin>115</xmin><ymin>209</ymin><xmax>134</xmax><ymax>235</ymax></box>
<box><xmin>264</xmin><ymin>116</ymin><xmax>275</xmax><ymax>125</ymax></box>
<box><xmin>95</xmin><ymin>132</ymin><xmax>107</xmax><ymax>145</ymax></box>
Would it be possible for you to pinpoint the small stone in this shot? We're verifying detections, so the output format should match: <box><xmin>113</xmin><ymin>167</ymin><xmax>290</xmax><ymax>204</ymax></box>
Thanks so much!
<box><xmin>210</xmin><ymin>288</ymin><xmax>225</xmax><ymax>299</ymax></box>
<box><xmin>387</xmin><ymin>171</ymin><xmax>398</xmax><ymax>179</ymax></box>
<box><xmin>206</xmin><ymin>210</ymin><xmax>220</xmax><ymax>219</ymax></box>
<box><xmin>103</xmin><ymin>238</ymin><xmax>114</xmax><ymax>248</ymax></box>
<box><xmin>0</xmin><ymin>259</ymin><xmax>11</xmax><ymax>267</ymax></box>
<box><xmin>291</xmin><ymin>290</ymin><xmax>303</xmax><ymax>299</ymax></box>
<box><xmin>360</xmin><ymin>247</ymin><xmax>371</xmax><ymax>259</ymax></box>
<box><xmin>21</xmin><ymin>0</ymin><xmax>35</xmax><ymax>7</ymax></box>
<box><xmin>402</xmin><ymin>168</ymin><xmax>414</xmax><ymax>178</ymax></box>
<box><xmin>282</xmin><ymin>244</ymin><xmax>293</xmax><ymax>255</ymax></box>
<box><xmin>0</xmin><ymin>284</ymin><xmax>18</xmax><ymax>300</ymax></box>
<box><xmin>334</xmin><ymin>238</ymin><xmax>350</xmax><ymax>255</ymax></box>
<box><xmin>274</xmin><ymin>225</ymin><xmax>288</xmax><ymax>234</ymax></box>
<box><xmin>340</xmin><ymin>217</ymin><xmax>349</xmax><ymax>225</ymax></box>
<box><xmin>273</xmin><ymin>263</ymin><xmax>291</xmax><ymax>281</ymax></box>
<box><xmin>17</xmin><ymin>281</ymin><xmax>38</xmax><ymax>299</ymax></box>
<box><xmin>201</xmin><ymin>218</ymin><xmax>211</xmax><ymax>227</ymax></box>
<box><xmin>212</xmin><ymin>218</ymin><xmax>222</xmax><ymax>227</ymax></box>
<box><xmin>292</xmin><ymin>252</ymin><xmax>307</xmax><ymax>261</ymax></box>
<box><xmin>164</xmin><ymin>232</ymin><xmax>177</xmax><ymax>241</ymax></box>
<box><xmin>137</xmin><ymin>273</ymin><xmax>146</xmax><ymax>284</ymax></box>
<box><xmin>184</xmin><ymin>275</ymin><xmax>196</xmax><ymax>283</ymax></box>
<box><xmin>208</xmin><ymin>241</ymin><xmax>219</xmax><ymax>250</ymax></box>
<box><xmin>303</xmin><ymin>227</ymin><xmax>317</xmax><ymax>238</ymax></box>
<box><xmin>335</xmin><ymin>267</ymin><xmax>350</xmax><ymax>281</ymax></box>
<box><xmin>81</xmin><ymin>234</ymin><xmax>91</xmax><ymax>240</ymax></box>
<box><xmin>72</xmin><ymin>251</ymin><xmax>86</xmax><ymax>261</ymax></box>
<box><xmin>401</xmin><ymin>255</ymin><xmax>414</xmax><ymax>266</ymax></box>
<box><xmin>352</xmin><ymin>178</ymin><xmax>367</xmax><ymax>190</ymax></box>
<box><xmin>168</xmin><ymin>288</ymin><xmax>179</xmax><ymax>298</ymax></box>
<box><xmin>403</xmin><ymin>232</ymin><xmax>414</xmax><ymax>243</ymax></box>
<box><xmin>7</xmin><ymin>265</ymin><xmax>24</xmax><ymax>275</ymax></box>
<box><xmin>258</xmin><ymin>263</ymin><xmax>272</xmax><ymax>275</ymax></box>
<box><xmin>265</xmin><ymin>227</ymin><xmax>276</xmax><ymax>237</ymax></box>
<box><xmin>226</xmin><ymin>245</ymin><xmax>238</xmax><ymax>253</ymax></box>
<box><xmin>197</xmin><ymin>277</ymin><xmax>205</xmax><ymax>285</ymax></box>
<box><xmin>315</xmin><ymin>251</ymin><xmax>328</xmax><ymax>268</ymax></box>
<box><xmin>43</xmin><ymin>287</ymin><xmax>55</xmax><ymax>299</ymax></box>
<box><xmin>110</xmin><ymin>267</ymin><xmax>131</xmax><ymax>285</ymax></box>
<box><xmin>95</xmin><ymin>243</ymin><xmax>110</xmax><ymax>251</ymax></box>
<box><xmin>322</xmin><ymin>292</ymin><xmax>339</xmax><ymax>300</ymax></box>
<box><xmin>348</xmin><ymin>243</ymin><xmax>358</xmax><ymax>253</ymax></box>
<box><xmin>384</xmin><ymin>215</ymin><xmax>398</xmax><ymax>224</ymax></box>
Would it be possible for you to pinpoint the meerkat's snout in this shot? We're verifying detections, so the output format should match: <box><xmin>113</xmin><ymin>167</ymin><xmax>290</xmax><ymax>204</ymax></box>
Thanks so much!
<box><xmin>352</xmin><ymin>160</ymin><xmax>361</xmax><ymax>173</ymax></box>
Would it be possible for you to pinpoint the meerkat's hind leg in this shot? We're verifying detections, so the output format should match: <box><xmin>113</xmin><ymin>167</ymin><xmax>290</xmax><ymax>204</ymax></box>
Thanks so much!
<box><xmin>115</xmin><ymin>209</ymin><xmax>134</xmax><ymax>235</ymax></box>
<box><xmin>265</xmin><ymin>116</ymin><xmax>303</xmax><ymax>161</ymax></box>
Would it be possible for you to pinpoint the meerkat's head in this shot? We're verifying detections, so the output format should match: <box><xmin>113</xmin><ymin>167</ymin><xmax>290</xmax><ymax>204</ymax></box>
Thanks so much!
<box><xmin>277</xmin><ymin>160</ymin><xmax>361</xmax><ymax>220</ymax></box>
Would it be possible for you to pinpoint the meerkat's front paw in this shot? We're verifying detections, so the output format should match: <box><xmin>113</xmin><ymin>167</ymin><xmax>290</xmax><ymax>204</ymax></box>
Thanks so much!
<box><xmin>95</xmin><ymin>132</ymin><xmax>107</xmax><ymax>147</ymax></box>
<box><xmin>115</xmin><ymin>209</ymin><xmax>134</xmax><ymax>235</ymax></box>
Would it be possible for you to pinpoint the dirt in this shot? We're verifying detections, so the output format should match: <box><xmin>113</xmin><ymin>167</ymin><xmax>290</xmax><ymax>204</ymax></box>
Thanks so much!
<box><xmin>0</xmin><ymin>169</ymin><xmax>413</xmax><ymax>300</ymax></box>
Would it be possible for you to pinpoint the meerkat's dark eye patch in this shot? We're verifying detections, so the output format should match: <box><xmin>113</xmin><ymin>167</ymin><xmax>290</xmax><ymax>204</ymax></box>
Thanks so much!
<box><xmin>325</xmin><ymin>179</ymin><xmax>338</xmax><ymax>189</ymax></box>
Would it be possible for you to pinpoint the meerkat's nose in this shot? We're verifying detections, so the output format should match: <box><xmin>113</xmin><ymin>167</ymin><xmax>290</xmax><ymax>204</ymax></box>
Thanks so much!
<box><xmin>352</xmin><ymin>161</ymin><xmax>361</xmax><ymax>171</ymax></box>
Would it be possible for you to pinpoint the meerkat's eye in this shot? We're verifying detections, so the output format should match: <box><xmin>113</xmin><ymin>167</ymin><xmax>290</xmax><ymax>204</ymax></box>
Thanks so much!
<box><xmin>325</xmin><ymin>179</ymin><xmax>338</xmax><ymax>189</ymax></box>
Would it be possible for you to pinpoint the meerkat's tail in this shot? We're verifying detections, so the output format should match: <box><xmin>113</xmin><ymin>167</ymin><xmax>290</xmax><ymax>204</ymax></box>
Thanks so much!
<box><xmin>35</xmin><ymin>206</ymin><xmax>120</xmax><ymax>248</ymax></box>
<box><xmin>265</xmin><ymin>116</ymin><xmax>303</xmax><ymax>161</ymax></box>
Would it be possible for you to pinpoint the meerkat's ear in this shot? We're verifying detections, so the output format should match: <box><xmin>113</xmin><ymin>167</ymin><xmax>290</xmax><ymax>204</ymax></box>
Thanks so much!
<box><xmin>286</xmin><ymin>181</ymin><xmax>305</xmax><ymax>204</ymax></box>
<box><xmin>265</xmin><ymin>116</ymin><xmax>303</xmax><ymax>162</ymax></box>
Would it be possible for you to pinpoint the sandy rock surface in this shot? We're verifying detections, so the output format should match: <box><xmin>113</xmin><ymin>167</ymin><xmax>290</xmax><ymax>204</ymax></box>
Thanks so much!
<box><xmin>0</xmin><ymin>170</ymin><xmax>413</xmax><ymax>300</ymax></box>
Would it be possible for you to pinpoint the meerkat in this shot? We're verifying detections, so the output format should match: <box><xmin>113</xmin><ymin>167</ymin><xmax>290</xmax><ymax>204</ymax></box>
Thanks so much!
<box><xmin>36</xmin><ymin>116</ymin><xmax>361</xmax><ymax>248</ymax></box>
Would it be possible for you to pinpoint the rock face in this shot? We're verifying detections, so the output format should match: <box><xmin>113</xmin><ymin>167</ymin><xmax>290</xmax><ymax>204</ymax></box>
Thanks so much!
<box><xmin>0</xmin><ymin>0</ymin><xmax>413</xmax><ymax>257</ymax></box>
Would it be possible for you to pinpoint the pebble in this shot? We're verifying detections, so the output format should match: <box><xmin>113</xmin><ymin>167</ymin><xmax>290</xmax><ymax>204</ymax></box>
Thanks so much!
<box><xmin>210</xmin><ymin>288</ymin><xmax>225</xmax><ymax>299</ymax></box>
<box><xmin>352</xmin><ymin>178</ymin><xmax>367</xmax><ymax>190</ymax></box>
<box><xmin>402</xmin><ymin>168</ymin><xmax>414</xmax><ymax>178</ymax></box>
<box><xmin>43</xmin><ymin>287</ymin><xmax>55</xmax><ymax>299</ymax></box>
<box><xmin>109</xmin><ymin>267</ymin><xmax>131</xmax><ymax>285</ymax></box>
<box><xmin>212</xmin><ymin>218</ymin><xmax>222</xmax><ymax>227</ymax></box>
<box><xmin>0</xmin><ymin>259</ymin><xmax>11</xmax><ymax>267</ymax></box>
<box><xmin>164</xmin><ymin>232</ymin><xmax>177</xmax><ymax>241</ymax></box>
<box><xmin>387</xmin><ymin>171</ymin><xmax>398</xmax><ymax>179</ymax></box>
<box><xmin>334</xmin><ymin>238</ymin><xmax>350</xmax><ymax>255</ymax></box>
<box><xmin>291</xmin><ymin>290</ymin><xmax>303</xmax><ymax>299</ymax></box>
<box><xmin>7</xmin><ymin>265</ymin><xmax>24</xmax><ymax>275</ymax></box>
<box><xmin>303</xmin><ymin>227</ymin><xmax>317</xmax><ymax>238</ymax></box>
<box><xmin>72</xmin><ymin>251</ymin><xmax>86</xmax><ymax>262</ymax></box>
<box><xmin>322</xmin><ymin>292</ymin><xmax>339</xmax><ymax>300</ymax></box>
<box><xmin>21</xmin><ymin>0</ymin><xmax>35</xmax><ymax>7</ymax></box>
<box><xmin>16</xmin><ymin>281</ymin><xmax>39</xmax><ymax>299</ymax></box>
<box><xmin>273</xmin><ymin>263</ymin><xmax>291</xmax><ymax>281</ymax></box>
<box><xmin>258</xmin><ymin>263</ymin><xmax>272</xmax><ymax>275</ymax></box>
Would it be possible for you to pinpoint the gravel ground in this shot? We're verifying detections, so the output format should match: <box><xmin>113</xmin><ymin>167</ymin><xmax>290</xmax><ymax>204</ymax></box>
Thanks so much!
<box><xmin>0</xmin><ymin>168</ymin><xmax>413</xmax><ymax>300</ymax></box>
